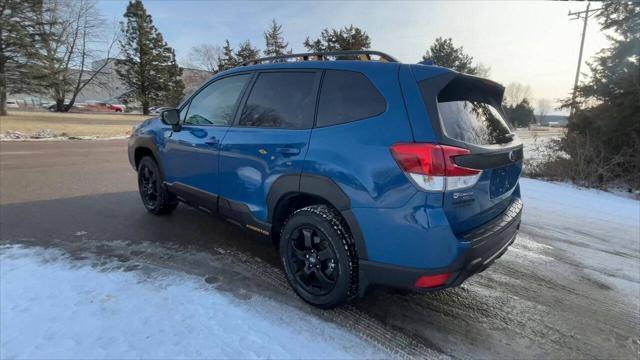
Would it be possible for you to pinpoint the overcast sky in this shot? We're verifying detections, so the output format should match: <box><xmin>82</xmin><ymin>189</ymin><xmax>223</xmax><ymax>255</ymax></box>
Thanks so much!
<box><xmin>97</xmin><ymin>1</ymin><xmax>610</xmax><ymax>115</ymax></box>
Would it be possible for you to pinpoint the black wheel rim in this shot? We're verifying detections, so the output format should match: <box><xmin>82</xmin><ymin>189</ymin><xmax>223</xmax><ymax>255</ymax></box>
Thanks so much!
<box><xmin>138</xmin><ymin>164</ymin><xmax>159</xmax><ymax>208</ymax></box>
<box><xmin>286</xmin><ymin>226</ymin><xmax>339</xmax><ymax>296</ymax></box>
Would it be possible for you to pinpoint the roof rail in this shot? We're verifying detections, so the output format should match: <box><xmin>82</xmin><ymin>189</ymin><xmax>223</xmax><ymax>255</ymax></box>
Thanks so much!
<box><xmin>241</xmin><ymin>50</ymin><xmax>399</xmax><ymax>66</ymax></box>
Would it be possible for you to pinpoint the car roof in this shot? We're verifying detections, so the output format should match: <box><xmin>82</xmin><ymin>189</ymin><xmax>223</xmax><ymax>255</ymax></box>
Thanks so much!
<box><xmin>213</xmin><ymin>61</ymin><xmax>455</xmax><ymax>81</ymax></box>
<box><xmin>223</xmin><ymin>60</ymin><xmax>398</xmax><ymax>74</ymax></box>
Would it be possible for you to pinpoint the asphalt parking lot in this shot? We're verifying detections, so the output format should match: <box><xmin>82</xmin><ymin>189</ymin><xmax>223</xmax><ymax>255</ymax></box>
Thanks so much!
<box><xmin>1</xmin><ymin>140</ymin><xmax>638</xmax><ymax>359</ymax></box>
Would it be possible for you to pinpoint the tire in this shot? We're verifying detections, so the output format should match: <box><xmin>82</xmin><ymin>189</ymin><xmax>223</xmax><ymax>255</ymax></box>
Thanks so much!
<box><xmin>137</xmin><ymin>156</ymin><xmax>178</xmax><ymax>215</ymax></box>
<box><xmin>279</xmin><ymin>205</ymin><xmax>358</xmax><ymax>308</ymax></box>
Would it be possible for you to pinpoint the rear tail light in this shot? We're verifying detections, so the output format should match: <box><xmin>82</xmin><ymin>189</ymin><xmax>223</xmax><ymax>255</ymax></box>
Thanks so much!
<box><xmin>414</xmin><ymin>273</ymin><xmax>452</xmax><ymax>288</ymax></box>
<box><xmin>390</xmin><ymin>143</ymin><xmax>481</xmax><ymax>191</ymax></box>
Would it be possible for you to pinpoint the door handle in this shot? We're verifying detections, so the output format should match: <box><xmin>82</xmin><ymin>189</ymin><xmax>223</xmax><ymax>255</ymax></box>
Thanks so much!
<box><xmin>276</xmin><ymin>147</ymin><xmax>300</xmax><ymax>156</ymax></box>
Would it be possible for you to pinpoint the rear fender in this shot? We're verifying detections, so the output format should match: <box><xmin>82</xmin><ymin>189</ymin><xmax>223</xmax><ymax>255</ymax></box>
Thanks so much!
<box><xmin>267</xmin><ymin>173</ymin><xmax>368</xmax><ymax>259</ymax></box>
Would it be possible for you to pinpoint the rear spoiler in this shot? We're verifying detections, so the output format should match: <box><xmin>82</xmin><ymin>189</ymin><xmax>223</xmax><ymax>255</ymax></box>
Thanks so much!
<box><xmin>438</xmin><ymin>74</ymin><xmax>505</xmax><ymax>106</ymax></box>
<box><xmin>410</xmin><ymin>65</ymin><xmax>505</xmax><ymax>105</ymax></box>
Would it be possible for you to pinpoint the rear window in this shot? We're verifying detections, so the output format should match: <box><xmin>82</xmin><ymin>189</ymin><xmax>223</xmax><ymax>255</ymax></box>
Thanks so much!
<box><xmin>316</xmin><ymin>70</ymin><xmax>386</xmax><ymax>127</ymax></box>
<box><xmin>423</xmin><ymin>77</ymin><xmax>513</xmax><ymax>145</ymax></box>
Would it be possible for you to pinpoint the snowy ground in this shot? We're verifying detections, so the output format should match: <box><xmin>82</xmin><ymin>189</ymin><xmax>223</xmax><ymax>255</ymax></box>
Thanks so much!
<box><xmin>515</xmin><ymin>128</ymin><xmax>563</xmax><ymax>165</ymax></box>
<box><xmin>520</xmin><ymin>178</ymin><xmax>639</xmax><ymax>299</ymax></box>
<box><xmin>1</xmin><ymin>246</ymin><xmax>388</xmax><ymax>359</ymax></box>
<box><xmin>1</xmin><ymin>130</ymin><xmax>129</xmax><ymax>141</ymax></box>
<box><xmin>1</xmin><ymin>174</ymin><xmax>638</xmax><ymax>358</ymax></box>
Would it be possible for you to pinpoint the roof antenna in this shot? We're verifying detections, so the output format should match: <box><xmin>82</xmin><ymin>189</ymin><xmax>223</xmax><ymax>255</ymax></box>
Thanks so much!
<box><xmin>418</xmin><ymin>59</ymin><xmax>434</xmax><ymax>65</ymax></box>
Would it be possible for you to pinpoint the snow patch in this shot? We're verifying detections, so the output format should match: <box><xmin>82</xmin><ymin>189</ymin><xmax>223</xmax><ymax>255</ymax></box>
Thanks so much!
<box><xmin>1</xmin><ymin>130</ymin><xmax>128</xmax><ymax>142</ymax></box>
<box><xmin>520</xmin><ymin>178</ymin><xmax>640</xmax><ymax>303</ymax></box>
<box><xmin>0</xmin><ymin>245</ymin><xmax>387</xmax><ymax>359</ymax></box>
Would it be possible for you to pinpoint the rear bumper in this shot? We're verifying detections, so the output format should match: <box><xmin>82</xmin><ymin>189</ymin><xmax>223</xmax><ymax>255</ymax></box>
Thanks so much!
<box><xmin>358</xmin><ymin>198</ymin><xmax>522</xmax><ymax>294</ymax></box>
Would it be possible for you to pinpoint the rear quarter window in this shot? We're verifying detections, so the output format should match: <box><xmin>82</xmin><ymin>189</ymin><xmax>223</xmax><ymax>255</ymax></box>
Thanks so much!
<box><xmin>316</xmin><ymin>70</ymin><xmax>386</xmax><ymax>127</ymax></box>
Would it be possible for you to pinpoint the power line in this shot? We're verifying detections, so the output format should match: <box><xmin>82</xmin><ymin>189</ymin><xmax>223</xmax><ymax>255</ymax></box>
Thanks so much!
<box><xmin>568</xmin><ymin>2</ymin><xmax>601</xmax><ymax>118</ymax></box>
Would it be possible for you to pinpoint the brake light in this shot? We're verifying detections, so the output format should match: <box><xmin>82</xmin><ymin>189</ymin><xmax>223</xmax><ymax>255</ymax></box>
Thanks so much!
<box><xmin>390</xmin><ymin>143</ymin><xmax>481</xmax><ymax>191</ymax></box>
<box><xmin>414</xmin><ymin>273</ymin><xmax>452</xmax><ymax>288</ymax></box>
<box><xmin>390</xmin><ymin>143</ymin><xmax>446</xmax><ymax>176</ymax></box>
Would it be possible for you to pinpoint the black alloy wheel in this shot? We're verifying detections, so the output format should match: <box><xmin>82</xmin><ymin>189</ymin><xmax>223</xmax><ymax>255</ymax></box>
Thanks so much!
<box><xmin>286</xmin><ymin>226</ymin><xmax>339</xmax><ymax>296</ymax></box>
<box><xmin>279</xmin><ymin>205</ymin><xmax>358</xmax><ymax>308</ymax></box>
<box><xmin>137</xmin><ymin>156</ymin><xmax>178</xmax><ymax>215</ymax></box>
<box><xmin>138</xmin><ymin>162</ymin><xmax>159</xmax><ymax>208</ymax></box>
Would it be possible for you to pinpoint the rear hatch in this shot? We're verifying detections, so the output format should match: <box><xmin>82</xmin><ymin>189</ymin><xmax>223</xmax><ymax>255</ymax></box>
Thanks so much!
<box><xmin>418</xmin><ymin>73</ymin><xmax>523</xmax><ymax>235</ymax></box>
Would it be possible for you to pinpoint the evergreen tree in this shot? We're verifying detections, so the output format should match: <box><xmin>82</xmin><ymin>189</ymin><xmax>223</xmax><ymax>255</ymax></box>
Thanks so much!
<box><xmin>264</xmin><ymin>19</ymin><xmax>288</xmax><ymax>58</ymax></box>
<box><xmin>0</xmin><ymin>0</ymin><xmax>40</xmax><ymax>115</ymax></box>
<box><xmin>217</xmin><ymin>39</ymin><xmax>237</xmax><ymax>71</ymax></box>
<box><xmin>304</xmin><ymin>25</ymin><xmax>371</xmax><ymax>52</ymax></box>
<box><xmin>422</xmin><ymin>37</ymin><xmax>477</xmax><ymax>74</ymax></box>
<box><xmin>504</xmin><ymin>98</ymin><xmax>535</xmax><ymax>128</ymax></box>
<box><xmin>562</xmin><ymin>1</ymin><xmax>640</xmax><ymax>188</ymax></box>
<box><xmin>116</xmin><ymin>0</ymin><xmax>183</xmax><ymax>114</ymax></box>
<box><xmin>160</xmin><ymin>46</ymin><xmax>185</xmax><ymax>107</ymax></box>
<box><xmin>235</xmin><ymin>40</ymin><xmax>260</xmax><ymax>64</ymax></box>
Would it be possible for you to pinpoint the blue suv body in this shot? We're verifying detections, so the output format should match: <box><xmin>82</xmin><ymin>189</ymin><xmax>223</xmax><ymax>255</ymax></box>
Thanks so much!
<box><xmin>129</xmin><ymin>51</ymin><xmax>523</xmax><ymax>308</ymax></box>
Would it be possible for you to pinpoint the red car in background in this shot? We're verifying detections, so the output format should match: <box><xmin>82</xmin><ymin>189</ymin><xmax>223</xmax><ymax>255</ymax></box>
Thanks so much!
<box><xmin>87</xmin><ymin>102</ymin><xmax>126</xmax><ymax>112</ymax></box>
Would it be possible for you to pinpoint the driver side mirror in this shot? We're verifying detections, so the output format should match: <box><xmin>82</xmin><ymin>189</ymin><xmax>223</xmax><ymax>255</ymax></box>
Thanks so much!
<box><xmin>160</xmin><ymin>108</ymin><xmax>181</xmax><ymax>131</ymax></box>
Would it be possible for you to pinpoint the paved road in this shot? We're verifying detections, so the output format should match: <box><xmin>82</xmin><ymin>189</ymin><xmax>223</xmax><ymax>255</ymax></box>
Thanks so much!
<box><xmin>1</xmin><ymin>140</ymin><xmax>638</xmax><ymax>359</ymax></box>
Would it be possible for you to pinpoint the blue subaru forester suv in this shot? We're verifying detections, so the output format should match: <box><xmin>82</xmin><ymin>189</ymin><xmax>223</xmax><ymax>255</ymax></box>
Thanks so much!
<box><xmin>128</xmin><ymin>51</ymin><xmax>523</xmax><ymax>308</ymax></box>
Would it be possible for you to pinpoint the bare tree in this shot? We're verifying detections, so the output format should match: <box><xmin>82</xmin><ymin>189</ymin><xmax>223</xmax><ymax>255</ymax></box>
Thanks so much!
<box><xmin>475</xmin><ymin>62</ymin><xmax>491</xmax><ymax>78</ymax></box>
<box><xmin>504</xmin><ymin>82</ymin><xmax>533</xmax><ymax>107</ymax></box>
<box><xmin>31</xmin><ymin>0</ymin><xmax>116</xmax><ymax>112</ymax></box>
<box><xmin>65</xmin><ymin>16</ymin><xmax>119</xmax><ymax>110</ymax></box>
<box><xmin>184</xmin><ymin>43</ymin><xmax>221</xmax><ymax>73</ymax></box>
<box><xmin>536</xmin><ymin>98</ymin><xmax>552</xmax><ymax>125</ymax></box>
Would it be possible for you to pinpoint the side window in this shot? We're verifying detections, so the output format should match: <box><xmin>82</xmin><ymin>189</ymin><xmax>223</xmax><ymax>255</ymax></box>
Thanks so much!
<box><xmin>238</xmin><ymin>72</ymin><xmax>317</xmax><ymax>129</ymax></box>
<box><xmin>316</xmin><ymin>70</ymin><xmax>386</xmax><ymax>127</ymax></box>
<box><xmin>180</xmin><ymin>103</ymin><xmax>190</xmax><ymax>121</ymax></box>
<box><xmin>184</xmin><ymin>74</ymin><xmax>251</xmax><ymax>126</ymax></box>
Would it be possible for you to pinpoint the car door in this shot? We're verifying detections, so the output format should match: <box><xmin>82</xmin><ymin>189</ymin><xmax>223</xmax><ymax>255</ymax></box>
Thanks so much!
<box><xmin>218</xmin><ymin>70</ymin><xmax>321</xmax><ymax>230</ymax></box>
<box><xmin>160</xmin><ymin>73</ymin><xmax>253</xmax><ymax>209</ymax></box>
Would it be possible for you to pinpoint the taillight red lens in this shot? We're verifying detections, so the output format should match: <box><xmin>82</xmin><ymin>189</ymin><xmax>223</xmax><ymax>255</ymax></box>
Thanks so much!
<box><xmin>414</xmin><ymin>273</ymin><xmax>452</xmax><ymax>288</ymax></box>
<box><xmin>390</xmin><ymin>143</ymin><xmax>445</xmax><ymax>176</ymax></box>
<box><xmin>390</xmin><ymin>143</ymin><xmax>479</xmax><ymax>176</ymax></box>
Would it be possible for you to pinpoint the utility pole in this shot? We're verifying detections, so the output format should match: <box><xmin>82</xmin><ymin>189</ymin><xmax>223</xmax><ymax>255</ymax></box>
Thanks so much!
<box><xmin>568</xmin><ymin>2</ymin><xmax>601</xmax><ymax>118</ymax></box>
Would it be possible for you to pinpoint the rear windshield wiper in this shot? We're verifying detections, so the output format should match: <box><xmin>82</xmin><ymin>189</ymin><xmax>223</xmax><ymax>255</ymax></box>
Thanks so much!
<box><xmin>497</xmin><ymin>133</ymin><xmax>515</xmax><ymax>144</ymax></box>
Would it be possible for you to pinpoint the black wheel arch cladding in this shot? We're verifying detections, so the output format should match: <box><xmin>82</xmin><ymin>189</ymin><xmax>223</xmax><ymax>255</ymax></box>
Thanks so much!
<box><xmin>131</xmin><ymin>136</ymin><xmax>166</xmax><ymax>178</ymax></box>
<box><xmin>267</xmin><ymin>173</ymin><xmax>368</xmax><ymax>259</ymax></box>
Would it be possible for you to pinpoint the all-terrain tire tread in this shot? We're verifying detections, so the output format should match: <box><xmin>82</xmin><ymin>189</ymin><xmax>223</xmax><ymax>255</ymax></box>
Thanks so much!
<box><xmin>138</xmin><ymin>157</ymin><xmax>178</xmax><ymax>215</ymax></box>
<box><xmin>280</xmin><ymin>204</ymin><xmax>359</xmax><ymax>301</ymax></box>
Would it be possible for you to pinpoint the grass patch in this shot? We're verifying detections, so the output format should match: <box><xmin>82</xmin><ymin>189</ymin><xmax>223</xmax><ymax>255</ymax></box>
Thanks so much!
<box><xmin>0</xmin><ymin>111</ymin><xmax>151</xmax><ymax>137</ymax></box>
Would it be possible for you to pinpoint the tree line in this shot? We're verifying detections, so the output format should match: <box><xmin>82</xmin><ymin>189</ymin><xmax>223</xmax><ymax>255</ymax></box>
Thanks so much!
<box><xmin>531</xmin><ymin>2</ymin><xmax>639</xmax><ymax>190</ymax></box>
<box><xmin>2</xmin><ymin>0</ymin><xmax>535</xmax><ymax>118</ymax></box>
